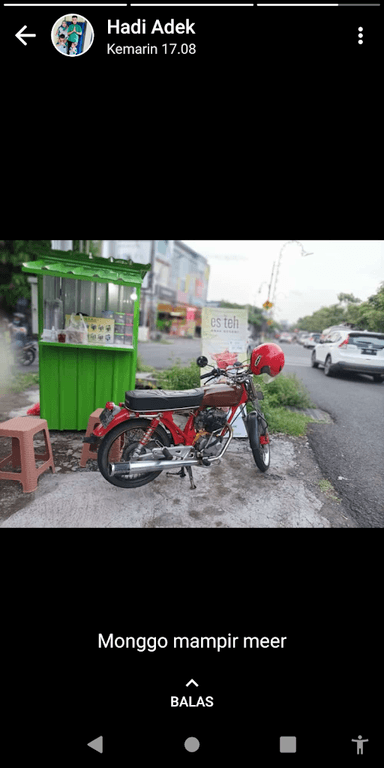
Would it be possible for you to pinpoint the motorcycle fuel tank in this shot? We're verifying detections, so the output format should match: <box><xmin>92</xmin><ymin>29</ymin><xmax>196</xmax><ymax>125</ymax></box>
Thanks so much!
<box><xmin>201</xmin><ymin>383</ymin><xmax>243</xmax><ymax>408</ymax></box>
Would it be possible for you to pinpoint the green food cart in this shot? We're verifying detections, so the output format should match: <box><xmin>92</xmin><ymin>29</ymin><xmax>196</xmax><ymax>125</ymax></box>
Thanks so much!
<box><xmin>22</xmin><ymin>247</ymin><xmax>150</xmax><ymax>430</ymax></box>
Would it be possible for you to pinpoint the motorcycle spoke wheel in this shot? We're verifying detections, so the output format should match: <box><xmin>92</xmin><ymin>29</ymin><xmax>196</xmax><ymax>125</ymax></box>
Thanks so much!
<box><xmin>97</xmin><ymin>419</ymin><xmax>171</xmax><ymax>488</ymax></box>
<box><xmin>248</xmin><ymin>412</ymin><xmax>271</xmax><ymax>472</ymax></box>
<box><xmin>257</xmin><ymin>438</ymin><xmax>270</xmax><ymax>470</ymax></box>
<box><xmin>250</xmin><ymin>432</ymin><xmax>270</xmax><ymax>472</ymax></box>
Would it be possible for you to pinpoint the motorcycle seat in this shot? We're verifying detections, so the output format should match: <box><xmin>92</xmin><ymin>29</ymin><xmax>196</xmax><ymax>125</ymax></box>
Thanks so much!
<box><xmin>125</xmin><ymin>388</ymin><xmax>205</xmax><ymax>411</ymax></box>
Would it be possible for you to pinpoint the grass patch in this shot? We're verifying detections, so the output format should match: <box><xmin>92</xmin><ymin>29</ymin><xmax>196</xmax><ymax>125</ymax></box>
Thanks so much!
<box><xmin>157</xmin><ymin>359</ymin><xmax>200</xmax><ymax>390</ymax></box>
<box><xmin>317</xmin><ymin>478</ymin><xmax>340</xmax><ymax>503</ymax></box>
<box><xmin>136</xmin><ymin>354</ymin><xmax>157</xmax><ymax>373</ymax></box>
<box><xmin>248</xmin><ymin>373</ymin><xmax>316</xmax><ymax>436</ymax></box>
<box><xmin>261</xmin><ymin>406</ymin><xmax>315</xmax><ymax>436</ymax></box>
<box><xmin>257</xmin><ymin>373</ymin><xmax>315</xmax><ymax>409</ymax></box>
<box><xmin>0</xmin><ymin>371</ymin><xmax>39</xmax><ymax>395</ymax></box>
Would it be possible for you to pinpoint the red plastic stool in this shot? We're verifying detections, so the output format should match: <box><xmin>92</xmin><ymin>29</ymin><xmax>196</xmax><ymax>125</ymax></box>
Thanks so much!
<box><xmin>0</xmin><ymin>417</ymin><xmax>55</xmax><ymax>493</ymax></box>
<box><xmin>79</xmin><ymin>409</ymin><xmax>103</xmax><ymax>467</ymax></box>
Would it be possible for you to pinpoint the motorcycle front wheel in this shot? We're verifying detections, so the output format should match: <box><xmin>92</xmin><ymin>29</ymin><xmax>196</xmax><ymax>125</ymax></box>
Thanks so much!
<box><xmin>247</xmin><ymin>411</ymin><xmax>270</xmax><ymax>472</ymax></box>
<box><xmin>97</xmin><ymin>418</ymin><xmax>172</xmax><ymax>488</ymax></box>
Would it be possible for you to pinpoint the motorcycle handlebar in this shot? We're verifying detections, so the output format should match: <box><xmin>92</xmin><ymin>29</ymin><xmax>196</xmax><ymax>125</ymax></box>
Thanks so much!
<box><xmin>200</xmin><ymin>369</ymin><xmax>218</xmax><ymax>379</ymax></box>
<box><xmin>200</xmin><ymin>365</ymin><xmax>251</xmax><ymax>382</ymax></box>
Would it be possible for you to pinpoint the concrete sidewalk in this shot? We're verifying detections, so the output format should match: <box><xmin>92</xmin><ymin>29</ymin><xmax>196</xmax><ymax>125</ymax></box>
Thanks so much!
<box><xmin>1</xmin><ymin>436</ymin><xmax>356</xmax><ymax>528</ymax></box>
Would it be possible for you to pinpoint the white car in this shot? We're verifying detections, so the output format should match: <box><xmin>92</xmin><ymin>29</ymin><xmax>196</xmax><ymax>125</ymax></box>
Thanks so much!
<box><xmin>311</xmin><ymin>329</ymin><xmax>384</xmax><ymax>382</ymax></box>
<box><xmin>279</xmin><ymin>332</ymin><xmax>293</xmax><ymax>343</ymax></box>
<box><xmin>303</xmin><ymin>333</ymin><xmax>321</xmax><ymax>349</ymax></box>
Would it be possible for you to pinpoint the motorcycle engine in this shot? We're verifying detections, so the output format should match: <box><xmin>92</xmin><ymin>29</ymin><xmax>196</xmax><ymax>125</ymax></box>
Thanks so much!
<box><xmin>195</xmin><ymin>408</ymin><xmax>228</xmax><ymax>434</ymax></box>
<box><xmin>193</xmin><ymin>409</ymin><xmax>228</xmax><ymax>457</ymax></box>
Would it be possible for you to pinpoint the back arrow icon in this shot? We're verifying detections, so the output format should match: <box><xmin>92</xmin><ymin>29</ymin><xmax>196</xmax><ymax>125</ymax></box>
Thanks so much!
<box><xmin>16</xmin><ymin>25</ymin><xmax>36</xmax><ymax>45</ymax></box>
<box><xmin>87</xmin><ymin>736</ymin><xmax>103</xmax><ymax>754</ymax></box>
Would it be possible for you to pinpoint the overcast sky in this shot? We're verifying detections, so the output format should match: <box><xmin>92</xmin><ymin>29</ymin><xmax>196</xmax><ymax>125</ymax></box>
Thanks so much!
<box><xmin>181</xmin><ymin>240</ymin><xmax>384</xmax><ymax>325</ymax></box>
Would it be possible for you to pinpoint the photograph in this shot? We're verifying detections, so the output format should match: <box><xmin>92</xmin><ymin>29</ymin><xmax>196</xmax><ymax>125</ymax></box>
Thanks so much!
<box><xmin>0</xmin><ymin>239</ymin><xmax>383</xmax><ymax>529</ymax></box>
<box><xmin>51</xmin><ymin>13</ymin><xmax>94</xmax><ymax>56</ymax></box>
<box><xmin>0</xmin><ymin>238</ymin><xmax>381</xmax><ymax>768</ymax></box>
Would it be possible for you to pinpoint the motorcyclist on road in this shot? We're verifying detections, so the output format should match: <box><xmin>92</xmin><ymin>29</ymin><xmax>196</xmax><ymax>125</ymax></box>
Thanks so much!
<box><xmin>8</xmin><ymin>313</ymin><xmax>28</xmax><ymax>351</ymax></box>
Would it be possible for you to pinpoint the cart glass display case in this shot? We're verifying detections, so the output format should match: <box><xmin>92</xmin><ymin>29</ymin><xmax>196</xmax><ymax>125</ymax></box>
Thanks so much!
<box><xmin>22</xmin><ymin>248</ymin><xmax>150</xmax><ymax>430</ymax></box>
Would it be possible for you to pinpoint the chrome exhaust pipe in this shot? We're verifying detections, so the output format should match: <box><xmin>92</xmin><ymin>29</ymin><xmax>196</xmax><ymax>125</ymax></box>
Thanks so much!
<box><xmin>109</xmin><ymin>425</ymin><xmax>234</xmax><ymax>477</ymax></box>
<box><xmin>206</xmin><ymin>424</ymin><xmax>233</xmax><ymax>462</ymax></box>
<box><xmin>109</xmin><ymin>457</ymin><xmax>200</xmax><ymax>476</ymax></box>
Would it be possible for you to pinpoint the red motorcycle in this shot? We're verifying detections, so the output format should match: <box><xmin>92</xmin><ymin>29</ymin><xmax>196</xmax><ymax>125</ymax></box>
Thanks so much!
<box><xmin>87</xmin><ymin>344</ymin><xmax>285</xmax><ymax>490</ymax></box>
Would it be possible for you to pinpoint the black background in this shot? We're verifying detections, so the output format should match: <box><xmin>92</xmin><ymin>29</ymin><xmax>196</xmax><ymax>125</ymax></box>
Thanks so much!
<box><xmin>2</xmin><ymin>542</ymin><xmax>381</xmax><ymax>765</ymax></box>
<box><xmin>1</xmin><ymin>2</ymin><xmax>382</xmax><ymax>764</ymax></box>
<box><xmin>2</xmin><ymin>0</ymin><xmax>381</xmax><ymax>220</ymax></box>
<box><xmin>2</xmin><ymin>3</ymin><xmax>381</xmax><ymax>68</ymax></box>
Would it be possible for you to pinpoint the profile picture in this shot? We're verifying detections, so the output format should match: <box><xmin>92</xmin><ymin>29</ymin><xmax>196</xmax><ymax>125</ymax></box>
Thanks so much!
<box><xmin>52</xmin><ymin>13</ymin><xmax>94</xmax><ymax>56</ymax></box>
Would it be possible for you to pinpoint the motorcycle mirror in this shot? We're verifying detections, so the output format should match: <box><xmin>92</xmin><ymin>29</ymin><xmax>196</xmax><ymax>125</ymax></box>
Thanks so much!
<box><xmin>196</xmin><ymin>356</ymin><xmax>208</xmax><ymax>368</ymax></box>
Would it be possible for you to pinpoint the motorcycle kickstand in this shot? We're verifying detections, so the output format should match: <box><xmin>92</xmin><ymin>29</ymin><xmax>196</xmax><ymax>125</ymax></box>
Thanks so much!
<box><xmin>166</xmin><ymin>466</ymin><xmax>187</xmax><ymax>480</ymax></box>
<box><xmin>186</xmin><ymin>466</ymin><xmax>196</xmax><ymax>490</ymax></box>
<box><xmin>165</xmin><ymin>465</ymin><xmax>196</xmax><ymax>489</ymax></box>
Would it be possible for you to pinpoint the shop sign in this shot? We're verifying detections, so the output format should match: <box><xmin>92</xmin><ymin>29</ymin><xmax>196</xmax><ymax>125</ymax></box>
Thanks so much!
<box><xmin>195</xmin><ymin>278</ymin><xmax>203</xmax><ymax>298</ymax></box>
<box><xmin>201</xmin><ymin>307</ymin><xmax>248</xmax><ymax>437</ymax></box>
<box><xmin>157</xmin><ymin>302</ymin><xmax>173</xmax><ymax>313</ymax></box>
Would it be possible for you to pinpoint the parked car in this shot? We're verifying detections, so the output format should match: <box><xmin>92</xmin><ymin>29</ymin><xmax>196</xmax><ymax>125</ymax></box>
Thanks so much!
<box><xmin>297</xmin><ymin>333</ymin><xmax>310</xmax><ymax>345</ymax></box>
<box><xmin>319</xmin><ymin>324</ymin><xmax>352</xmax><ymax>342</ymax></box>
<box><xmin>303</xmin><ymin>333</ymin><xmax>321</xmax><ymax>349</ymax></box>
<box><xmin>279</xmin><ymin>332</ymin><xmax>293</xmax><ymax>343</ymax></box>
<box><xmin>311</xmin><ymin>329</ymin><xmax>384</xmax><ymax>382</ymax></box>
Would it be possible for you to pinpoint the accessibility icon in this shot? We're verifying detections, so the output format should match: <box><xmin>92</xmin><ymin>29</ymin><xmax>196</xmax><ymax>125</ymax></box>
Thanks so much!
<box><xmin>351</xmin><ymin>735</ymin><xmax>368</xmax><ymax>755</ymax></box>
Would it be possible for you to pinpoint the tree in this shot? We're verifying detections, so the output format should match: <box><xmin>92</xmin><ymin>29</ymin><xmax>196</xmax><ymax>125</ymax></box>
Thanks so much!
<box><xmin>297</xmin><ymin>304</ymin><xmax>347</xmax><ymax>332</ymax></box>
<box><xmin>337</xmin><ymin>292</ymin><xmax>361</xmax><ymax>306</ymax></box>
<box><xmin>296</xmin><ymin>285</ymin><xmax>384</xmax><ymax>333</ymax></box>
<box><xmin>345</xmin><ymin>283</ymin><xmax>384</xmax><ymax>332</ymax></box>
<box><xmin>0</xmin><ymin>240</ymin><xmax>51</xmax><ymax>313</ymax></box>
<box><xmin>219</xmin><ymin>300</ymin><xmax>264</xmax><ymax>333</ymax></box>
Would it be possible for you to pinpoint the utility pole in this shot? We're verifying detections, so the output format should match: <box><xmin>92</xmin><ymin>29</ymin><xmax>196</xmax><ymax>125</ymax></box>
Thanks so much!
<box><xmin>268</xmin><ymin>262</ymin><xmax>275</xmax><ymax>301</ymax></box>
<box><xmin>260</xmin><ymin>262</ymin><xmax>275</xmax><ymax>340</ymax></box>
<box><xmin>272</xmin><ymin>240</ymin><xmax>313</xmax><ymax>308</ymax></box>
<box><xmin>148</xmin><ymin>240</ymin><xmax>156</xmax><ymax>336</ymax></box>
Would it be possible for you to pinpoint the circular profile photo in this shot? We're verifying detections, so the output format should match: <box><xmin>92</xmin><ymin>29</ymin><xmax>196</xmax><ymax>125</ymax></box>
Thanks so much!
<box><xmin>52</xmin><ymin>13</ymin><xmax>94</xmax><ymax>57</ymax></box>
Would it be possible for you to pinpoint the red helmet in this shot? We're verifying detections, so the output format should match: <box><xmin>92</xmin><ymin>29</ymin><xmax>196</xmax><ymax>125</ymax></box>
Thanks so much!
<box><xmin>250</xmin><ymin>343</ymin><xmax>285</xmax><ymax>377</ymax></box>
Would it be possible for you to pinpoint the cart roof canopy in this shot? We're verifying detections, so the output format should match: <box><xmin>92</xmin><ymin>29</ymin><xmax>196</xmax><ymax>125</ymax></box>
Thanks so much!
<box><xmin>22</xmin><ymin>247</ymin><xmax>151</xmax><ymax>286</ymax></box>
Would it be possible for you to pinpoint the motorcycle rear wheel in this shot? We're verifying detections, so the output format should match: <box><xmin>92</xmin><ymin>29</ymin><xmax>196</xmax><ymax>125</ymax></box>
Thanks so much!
<box><xmin>20</xmin><ymin>348</ymin><xmax>36</xmax><ymax>365</ymax></box>
<box><xmin>97</xmin><ymin>418</ymin><xmax>172</xmax><ymax>488</ymax></box>
<box><xmin>247</xmin><ymin>411</ymin><xmax>270</xmax><ymax>472</ymax></box>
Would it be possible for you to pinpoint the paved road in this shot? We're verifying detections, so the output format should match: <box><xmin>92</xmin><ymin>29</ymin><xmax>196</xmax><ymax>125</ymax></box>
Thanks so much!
<box><xmin>137</xmin><ymin>337</ymin><xmax>202</xmax><ymax>369</ymax></box>
<box><xmin>16</xmin><ymin>337</ymin><xmax>201</xmax><ymax>374</ymax></box>
<box><xmin>282</xmin><ymin>342</ymin><xmax>384</xmax><ymax>527</ymax></box>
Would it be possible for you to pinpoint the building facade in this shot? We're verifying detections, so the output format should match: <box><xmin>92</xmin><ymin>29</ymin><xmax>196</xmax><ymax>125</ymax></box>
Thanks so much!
<box><xmin>50</xmin><ymin>240</ymin><xmax>210</xmax><ymax>337</ymax></box>
<box><xmin>157</xmin><ymin>240</ymin><xmax>210</xmax><ymax>337</ymax></box>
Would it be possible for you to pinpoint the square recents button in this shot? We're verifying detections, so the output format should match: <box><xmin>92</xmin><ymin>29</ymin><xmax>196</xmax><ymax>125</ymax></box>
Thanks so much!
<box><xmin>280</xmin><ymin>736</ymin><xmax>297</xmax><ymax>753</ymax></box>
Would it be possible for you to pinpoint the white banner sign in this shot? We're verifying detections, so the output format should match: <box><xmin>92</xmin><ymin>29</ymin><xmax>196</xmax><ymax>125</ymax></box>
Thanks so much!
<box><xmin>201</xmin><ymin>307</ymin><xmax>248</xmax><ymax>437</ymax></box>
